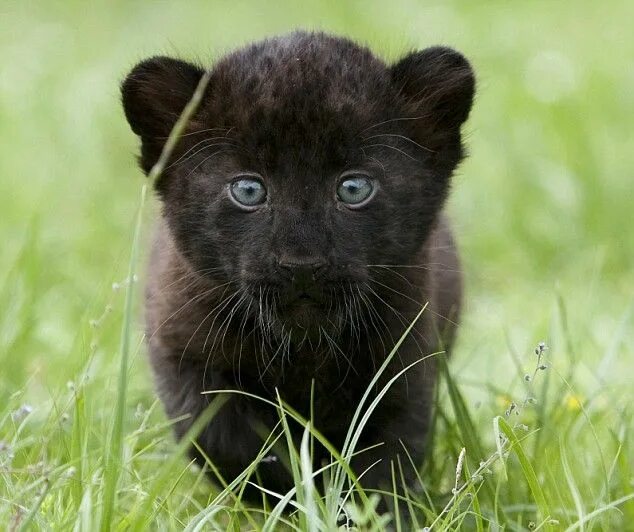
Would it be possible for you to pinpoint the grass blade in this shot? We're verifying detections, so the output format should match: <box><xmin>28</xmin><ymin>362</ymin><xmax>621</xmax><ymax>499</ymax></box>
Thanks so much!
<box><xmin>99</xmin><ymin>181</ymin><xmax>147</xmax><ymax>532</ymax></box>
<box><xmin>99</xmin><ymin>66</ymin><xmax>213</xmax><ymax>531</ymax></box>
<box><xmin>496</xmin><ymin>416</ymin><xmax>552</xmax><ymax>525</ymax></box>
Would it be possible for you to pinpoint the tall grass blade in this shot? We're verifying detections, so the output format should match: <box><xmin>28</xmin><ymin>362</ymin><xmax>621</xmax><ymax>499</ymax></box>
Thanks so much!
<box><xmin>99</xmin><ymin>66</ymin><xmax>212</xmax><ymax>530</ymax></box>
<box><xmin>331</xmin><ymin>304</ymin><xmax>428</xmax><ymax>511</ymax></box>
<box><xmin>560</xmin><ymin>439</ymin><xmax>585</xmax><ymax>531</ymax></box>
<box><xmin>496</xmin><ymin>416</ymin><xmax>552</xmax><ymax>525</ymax></box>
<box><xmin>300</xmin><ymin>422</ymin><xmax>319</xmax><ymax>532</ymax></box>
<box><xmin>99</xmin><ymin>182</ymin><xmax>147</xmax><ymax>532</ymax></box>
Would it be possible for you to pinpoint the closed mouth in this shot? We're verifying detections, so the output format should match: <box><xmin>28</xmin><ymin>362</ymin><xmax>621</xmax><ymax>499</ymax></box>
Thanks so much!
<box><xmin>278</xmin><ymin>292</ymin><xmax>326</xmax><ymax>321</ymax></box>
<box><xmin>289</xmin><ymin>291</ymin><xmax>326</xmax><ymax>308</ymax></box>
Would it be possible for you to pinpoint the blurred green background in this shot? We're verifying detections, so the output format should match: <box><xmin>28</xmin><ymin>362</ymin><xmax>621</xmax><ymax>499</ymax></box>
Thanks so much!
<box><xmin>1</xmin><ymin>0</ymin><xmax>631</xmax><ymax>397</ymax></box>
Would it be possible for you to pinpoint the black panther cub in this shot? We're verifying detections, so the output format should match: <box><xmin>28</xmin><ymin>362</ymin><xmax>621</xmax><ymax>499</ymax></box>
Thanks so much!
<box><xmin>121</xmin><ymin>31</ymin><xmax>474</xmax><ymax>502</ymax></box>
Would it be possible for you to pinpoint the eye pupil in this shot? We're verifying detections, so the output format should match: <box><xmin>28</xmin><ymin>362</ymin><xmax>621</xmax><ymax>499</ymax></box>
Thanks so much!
<box><xmin>230</xmin><ymin>177</ymin><xmax>266</xmax><ymax>207</ymax></box>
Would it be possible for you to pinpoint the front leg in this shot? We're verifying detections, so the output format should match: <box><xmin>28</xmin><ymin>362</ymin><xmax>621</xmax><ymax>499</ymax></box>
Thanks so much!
<box><xmin>347</xmin><ymin>360</ymin><xmax>436</xmax><ymax>523</ymax></box>
<box><xmin>351</xmin><ymin>404</ymin><xmax>430</xmax><ymax>490</ymax></box>
<box><xmin>148</xmin><ymin>341</ymin><xmax>293</xmax><ymax>500</ymax></box>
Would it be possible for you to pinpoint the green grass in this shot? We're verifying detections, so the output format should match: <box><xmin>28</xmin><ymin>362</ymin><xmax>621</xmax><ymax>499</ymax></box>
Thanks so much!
<box><xmin>1</xmin><ymin>0</ymin><xmax>633</xmax><ymax>529</ymax></box>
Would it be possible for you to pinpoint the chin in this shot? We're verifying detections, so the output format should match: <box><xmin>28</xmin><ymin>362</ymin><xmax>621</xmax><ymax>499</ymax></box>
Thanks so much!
<box><xmin>275</xmin><ymin>302</ymin><xmax>343</xmax><ymax>342</ymax></box>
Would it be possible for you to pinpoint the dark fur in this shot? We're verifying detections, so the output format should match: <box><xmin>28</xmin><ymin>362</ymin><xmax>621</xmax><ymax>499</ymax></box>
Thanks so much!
<box><xmin>121</xmin><ymin>32</ymin><xmax>474</xmax><ymax>501</ymax></box>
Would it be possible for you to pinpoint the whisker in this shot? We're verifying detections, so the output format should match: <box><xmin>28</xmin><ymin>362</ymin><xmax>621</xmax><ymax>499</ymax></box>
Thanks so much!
<box><xmin>368</xmin><ymin>276</ymin><xmax>459</xmax><ymax>329</ymax></box>
<box><xmin>359</xmin><ymin>115</ymin><xmax>426</xmax><ymax>134</ymax></box>
<box><xmin>155</xmin><ymin>126</ymin><xmax>232</xmax><ymax>141</ymax></box>
<box><xmin>181</xmin><ymin>144</ymin><xmax>238</xmax><ymax>177</ymax></box>
<box><xmin>235</xmin><ymin>296</ymin><xmax>253</xmax><ymax>389</ymax></box>
<box><xmin>356</xmin><ymin>286</ymin><xmax>390</xmax><ymax>358</ymax></box>
<box><xmin>147</xmin><ymin>280</ymin><xmax>233</xmax><ymax>343</ymax></box>
<box><xmin>201</xmin><ymin>289</ymin><xmax>243</xmax><ymax>356</ymax></box>
<box><xmin>367</xmin><ymin>263</ymin><xmax>463</xmax><ymax>274</ymax></box>
<box><xmin>362</xmin><ymin>133</ymin><xmax>433</xmax><ymax>153</ymax></box>
<box><xmin>259</xmin><ymin>325</ymin><xmax>289</xmax><ymax>381</ymax></box>
<box><xmin>145</xmin><ymin>266</ymin><xmax>223</xmax><ymax>303</ymax></box>
<box><xmin>366</xmin><ymin>265</ymin><xmax>415</xmax><ymax>287</ymax></box>
<box><xmin>355</xmin><ymin>285</ymin><xmax>377</xmax><ymax>374</ymax></box>
<box><xmin>361</xmin><ymin>143</ymin><xmax>418</xmax><ymax>161</ymax></box>
<box><xmin>200</xmin><ymin>289</ymin><xmax>245</xmax><ymax>386</ymax></box>
<box><xmin>176</xmin><ymin>283</ymin><xmax>236</xmax><ymax>376</ymax></box>
<box><xmin>166</xmin><ymin>136</ymin><xmax>237</xmax><ymax>170</ymax></box>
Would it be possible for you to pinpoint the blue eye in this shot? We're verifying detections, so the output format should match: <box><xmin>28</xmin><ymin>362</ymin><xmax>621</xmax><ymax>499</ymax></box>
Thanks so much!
<box><xmin>230</xmin><ymin>176</ymin><xmax>267</xmax><ymax>207</ymax></box>
<box><xmin>337</xmin><ymin>174</ymin><xmax>374</xmax><ymax>206</ymax></box>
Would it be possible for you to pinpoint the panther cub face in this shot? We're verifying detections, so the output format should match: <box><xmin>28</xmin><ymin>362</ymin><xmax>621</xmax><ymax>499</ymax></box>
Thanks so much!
<box><xmin>122</xmin><ymin>32</ymin><xmax>474</xmax><ymax>339</ymax></box>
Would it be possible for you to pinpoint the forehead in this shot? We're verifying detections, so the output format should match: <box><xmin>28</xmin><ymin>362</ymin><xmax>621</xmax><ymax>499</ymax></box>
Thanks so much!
<box><xmin>203</xmin><ymin>33</ymin><xmax>393</xmax><ymax>173</ymax></box>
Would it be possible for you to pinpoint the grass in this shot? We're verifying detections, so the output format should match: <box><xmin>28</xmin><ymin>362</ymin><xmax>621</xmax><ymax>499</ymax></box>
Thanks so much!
<box><xmin>1</xmin><ymin>0</ymin><xmax>633</xmax><ymax>529</ymax></box>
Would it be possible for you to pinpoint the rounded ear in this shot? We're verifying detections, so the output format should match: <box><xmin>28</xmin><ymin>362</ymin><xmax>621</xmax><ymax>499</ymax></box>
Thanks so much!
<box><xmin>121</xmin><ymin>56</ymin><xmax>205</xmax><ymax>176</ymax></box>
<box><xmin>121</xmin><ymin>56</ymin><xmax>204</xmax><ymax>139</ymax></box>
<box><xmin>391</xmin><ymin>47</ymin><xmax>475</xmax><ymax>135</ymax></box>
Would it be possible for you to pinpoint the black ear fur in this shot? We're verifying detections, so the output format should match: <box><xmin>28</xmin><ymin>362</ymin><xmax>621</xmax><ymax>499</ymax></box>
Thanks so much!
<box><xmin>121</xmin><ymin>56</ymin><xmax>204</xmax><ymax>138</ymax></box>
<box><xmin>391</xmin><ymin>47</ymin><xmax>475</xmax><ymax>137</ymax></box>
<box><xmin>121</xmin><ymin>56</ymin><xmax>204</xmax><ymax>173</ymax></box>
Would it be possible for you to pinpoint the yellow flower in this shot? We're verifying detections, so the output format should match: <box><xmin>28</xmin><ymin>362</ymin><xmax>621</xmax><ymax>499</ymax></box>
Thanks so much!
<box><xmin>564</xmin><ymin>393</ymin><xmax>583</xmax><ymax>411</ymax></box>
<box><xmin>496</xmin><ymin>394</ymin><xmax>513</xmax><ymax>410</ymax></box>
